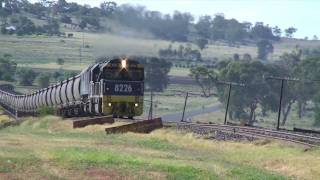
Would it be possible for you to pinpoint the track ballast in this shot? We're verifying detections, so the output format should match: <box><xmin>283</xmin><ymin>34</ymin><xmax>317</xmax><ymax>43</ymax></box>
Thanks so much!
<box><xmin>177</xmin><ymin>122</ymin><xmax>320</xmax><ymax>147</ymax></box>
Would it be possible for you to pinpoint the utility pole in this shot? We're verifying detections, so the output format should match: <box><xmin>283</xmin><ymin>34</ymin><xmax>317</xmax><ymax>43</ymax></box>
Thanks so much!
<box><xmin>148</xmin><ymin>91</ymin><xmax>153</xmax><ymax>120</ymax></box>
<box><xmin>181</xmin><ymin>92</ymin><xmax>189</xmax><ymax>122</ymax></box>
<box><xmin>264</xmin><ymin>76</ymin><xmax>302</xmax><ymax>130</ymax></box>
<box><xmin>79</xmin><ymin>46</ymin><xmax>82</xmax><ymax>63</ymax></box>
<box><xmin>217</xmin><ymin>81</ymin><xmax>245</xmax><ymax>125</ymax></box>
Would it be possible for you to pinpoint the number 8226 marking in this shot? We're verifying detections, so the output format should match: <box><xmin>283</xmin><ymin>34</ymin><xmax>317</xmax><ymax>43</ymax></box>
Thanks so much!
<box><xmin>114</xmin><ymin>84</ymin><xmax>133</xmax><ymax>93</ymax></box>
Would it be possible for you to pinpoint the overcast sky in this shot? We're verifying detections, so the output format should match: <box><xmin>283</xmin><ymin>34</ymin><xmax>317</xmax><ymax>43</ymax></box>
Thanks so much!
<box><xmin>30</xmin><ymin>0</ymin><xmax>320</xmax><ymax>38</ymax></box>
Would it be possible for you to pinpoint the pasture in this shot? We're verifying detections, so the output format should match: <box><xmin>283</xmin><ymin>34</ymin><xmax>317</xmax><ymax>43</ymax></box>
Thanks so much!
<box><xmin>1</xmin><ymin>32</ymin><xmax>320</xmax><ymax>67</ymax></box>
<box><xmin>0</xmin><ymin>116</ymin><xmax>319</xmax><ymax>179</ymax></box>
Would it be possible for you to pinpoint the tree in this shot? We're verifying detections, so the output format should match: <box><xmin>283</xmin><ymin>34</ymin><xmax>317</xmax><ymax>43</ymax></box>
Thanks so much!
<box><xmin>216</xmin><ymin>60</ymin><xmax>281</xmax><ymax>125</ymax></box>
<box><xmin>256</xmin><ymin>40</ymin><xmax>274</xmax><ymax>60</ymax></box>
<box><xmin>79</xmin><ymin>20</ymin><xmax>87</xmax><ymax>29</ymax></box>
<box><xmin>81</xmin><ymin>16</ymin><xmax>100</xmax><ymax>30</ymax></box>
<box><xmin>285</xmin><ymin>27</ymin><xmax>297</xmax><ymax>38</ymax></box>
<box><xmin>296</xmin><ymin>57</ymin><xmax>320</xmax><ymax>124</ymax></box>
<box><xmin>100</xmin><ymin>1</ymin><xmax>117</xmax><ymax>16</ymax></box>
<box><xmin>43</xmin><ymin>19</ymin><xmax>60</xmax><ymax>35</ymax></box>
<box><xmin>55</xmin><ymin>0</ymin><xmax>68</xmax><ymax>13</ymax></box>
<box><xmin>313</xmin><ymin>35</ymin><xmax>318</xmax><ymax>41</ymax></box>
<box><xmin>195</xmin><ymin>38</ymin><xmax>208</xmax><ymax>50</ymax></box>
<box><xmin>16</xmin><ymin>68</ymin><xmax>37</xmax><ymax>86</ymax></box>
<box><xmin>189</xmin><ymin>66</ymin><xmax>217</xmax><ymax>97</ymax></box>
<box><xmin>56</xmin><ymin>58</ymin><xmax>64</xmax><ymax>66</ymax></box>
<box><xmin>243</xmin><ymin>53</ymin><xmax>252</xmax><ymax>61</ymax></box>
<box><xmin>272</xmin><ymin>26</ymin><xmax>281</xmax><ymax>37</ymax></box>
<box><xmin>144</xmin><ymin>57</ymin><xmax>172</xmax><ymax>92</ymax></box>
<box><xmin>37</xmin><ymin>73</ymin><xmax>51</xmax><ymax>88</ymax></box>
<box><xmin>251</xmin><ymin>22</ymin><xmax>277</xmax><ymax>40</ymax></box>
<box><xmin>0</xmin><ymin>54</ymin><xmax>17</xmax><ymax>81</ymax></box>
<box><xmin>277</xmin><ymin>49</ymin><xmax>303</xmax><ymax>125</ymax></box>
<box><xmin>195</xmin><ymin>15</ymin><xmax>212</xmax><ymax>39</ymax></box>
<box><xmin>16</xmin><ymin>16</ymin><xmax>36</xmax><ymax>35</ymax></box>
<box><xmin>233</xmin><ymin>53</ymin><xmax>240</xmax><ymax>61</ymax></box>
<box><xmin>60</xmin><ymin>14</ymin><xmax>72</xmax><ymax>24</ymax></box>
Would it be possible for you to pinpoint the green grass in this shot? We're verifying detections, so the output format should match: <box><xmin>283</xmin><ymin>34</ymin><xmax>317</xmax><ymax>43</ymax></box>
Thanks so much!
<box><xmin>0</xmin><ymin>116</ymin><xmax>319</xmax><ymax>179</ymax></box>
<box><xmin>142</xmin><ymin>85</ymin><xmax>219</xmax><ymax>117</ymax></box>
<box><xmin>193</xmin><ymin>101</ymin><xmax>320</xmax><ymax>131</ymax></box>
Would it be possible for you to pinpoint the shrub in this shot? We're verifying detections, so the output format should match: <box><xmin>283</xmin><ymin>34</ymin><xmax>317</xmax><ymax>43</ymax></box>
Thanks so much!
<box><xmin>37</xmin><ymin>107</ymin><xmax>56</xmax><ymax>117</ymax></box>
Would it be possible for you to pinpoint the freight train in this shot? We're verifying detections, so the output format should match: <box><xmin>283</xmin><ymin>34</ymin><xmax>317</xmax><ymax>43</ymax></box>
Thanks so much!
<box><xmin>0</xmin><ymin>58</ymin><xmax>144</xmax><ymax>118</ymax></box>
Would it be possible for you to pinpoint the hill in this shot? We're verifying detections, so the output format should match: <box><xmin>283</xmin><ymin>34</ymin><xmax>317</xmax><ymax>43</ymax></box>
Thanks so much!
<box><xmin>1</xmin><ymin>32</ymin><xmax>320</xmax><ymax>72</ymax></box>
<box><xmin>0</xmin><ymin>116</ymin><xmax>319</xmax><ymax>179</ymax></box>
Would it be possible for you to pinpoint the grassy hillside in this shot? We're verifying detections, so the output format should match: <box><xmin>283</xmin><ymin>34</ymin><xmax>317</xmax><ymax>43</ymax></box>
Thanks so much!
<box><xmin>1</xmin><ymin>32</ymin><xmax>320</xmax><ymax>69</ymax></box>
<box><xmin>0</xmin><ymin>116</ymin><xmax>319</xmax><ymax>179</ymax></box>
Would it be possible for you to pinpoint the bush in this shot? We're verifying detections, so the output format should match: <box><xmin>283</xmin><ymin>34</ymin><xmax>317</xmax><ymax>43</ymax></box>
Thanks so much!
<box><xmin>37</xmin><ymin>107</ymin><xmax>56</xmax><ymax>117</ymax></box>
<box><xmin>37</xmin><ymin>73</ymin><xmax>51</xmax><ymax>88</ymax></box>
<box><xmin>0</xmin><ymin>55</ymin><xmax>17</xmax><ymax>82</ymax></box>
<box><xmin>16</xmin><ymin>68</ymin><xmax>37</xmax><ymax>86</ymax></box>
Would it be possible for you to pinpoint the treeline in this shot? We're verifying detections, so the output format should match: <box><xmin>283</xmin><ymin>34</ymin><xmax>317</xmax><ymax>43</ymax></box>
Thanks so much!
<box><xmin>0</xmin><ymin>0</ymin><xmax>300</xmax><ymax>43</ymax></box>
<box><xmin>190</xmin><ymin>49</ymin><xmax>320</xmax><ymax>126</ymax></box>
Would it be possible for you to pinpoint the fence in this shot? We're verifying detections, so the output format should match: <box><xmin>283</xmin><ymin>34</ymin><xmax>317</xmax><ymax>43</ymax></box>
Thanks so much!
<box><xmin>145</xmin><ymin>77</ymin><xmax>320</xmax><ymax>132</ymax></box>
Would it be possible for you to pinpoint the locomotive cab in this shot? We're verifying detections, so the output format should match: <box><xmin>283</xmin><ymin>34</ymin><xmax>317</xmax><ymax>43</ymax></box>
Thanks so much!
<box><xmin>99</xmin><ymin>59</ymin><xmax>144</xmax><ymax>118</ymax></box>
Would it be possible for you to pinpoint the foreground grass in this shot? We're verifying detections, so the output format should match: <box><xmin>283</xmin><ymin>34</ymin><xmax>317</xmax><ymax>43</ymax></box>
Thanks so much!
<box><xmin>0</xmin><ymin>116</ymin><xmax>319</xmax><ymax>179</ymax></box>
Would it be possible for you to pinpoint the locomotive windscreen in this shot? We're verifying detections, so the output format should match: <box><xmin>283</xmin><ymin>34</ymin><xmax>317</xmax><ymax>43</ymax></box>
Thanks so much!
<box><xmin>102</xmin><ymin>60</ymin><xmax>144</xmax><ymax>81</ymax></box>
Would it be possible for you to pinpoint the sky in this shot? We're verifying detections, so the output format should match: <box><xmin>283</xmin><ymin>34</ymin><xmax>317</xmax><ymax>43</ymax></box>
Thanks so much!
<box><xmin>30</xmin><ymin>0</ymin><xmax>320</xmax><ymax>38</ymax></box>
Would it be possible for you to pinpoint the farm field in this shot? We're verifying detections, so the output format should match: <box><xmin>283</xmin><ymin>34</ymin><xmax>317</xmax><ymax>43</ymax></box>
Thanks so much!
<box><xmin>0</xmin><ymin>116</ymin><xmax>320</xmax><ymax>179</ymax></box>
<box><xmin>1</xmin><ymin>32</ymin><xmax>320</xmax><ymax>67</ymax></box>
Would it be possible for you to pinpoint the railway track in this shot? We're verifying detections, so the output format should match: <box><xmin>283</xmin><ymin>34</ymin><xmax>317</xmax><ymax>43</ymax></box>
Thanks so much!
<box><xmin>177</xmin><ymin>122</ymin><xmax>320</xmax><ymax>147</ymax></box>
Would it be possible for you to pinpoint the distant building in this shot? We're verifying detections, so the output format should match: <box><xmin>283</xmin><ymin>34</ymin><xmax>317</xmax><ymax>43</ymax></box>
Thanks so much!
<box><xmin>5</xmin><ymin>26</ymin><xmax>16</xmax><ymax>31</ymax></box>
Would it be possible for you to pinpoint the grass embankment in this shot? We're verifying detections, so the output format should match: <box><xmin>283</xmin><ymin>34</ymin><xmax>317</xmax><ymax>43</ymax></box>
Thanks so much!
<box><xmin>0</xmin><ymin>116</ymin><xmax>319</xmax><ymax>179</ymax></box>
<box><xmin>193</xmin><ymin>105</ymin><xmax>319</xmax><ymax>131</ymax></box>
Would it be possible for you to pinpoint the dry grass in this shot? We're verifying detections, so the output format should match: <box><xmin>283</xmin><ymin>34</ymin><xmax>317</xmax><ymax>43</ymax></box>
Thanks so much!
<box><xmin>149</xmin><ymin>129</ymin><xmax>320</xmax><ymax>179</ymax></box>
<box><xmin>1</xmin><ymin>32</ymin><xmax>320</xmax><ymax>68</ymax></box>
<box><xmin>0</xmin><ymin>116</ymin><xmax>319</xmax><ymax>179</ymax></box>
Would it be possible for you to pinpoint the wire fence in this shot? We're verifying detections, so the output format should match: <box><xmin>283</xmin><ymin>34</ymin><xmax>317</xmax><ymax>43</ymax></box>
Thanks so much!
<box><xmin>143</xmin><ymin>77</ymin><xmax>320</xmax><ymax>132</ymax></box>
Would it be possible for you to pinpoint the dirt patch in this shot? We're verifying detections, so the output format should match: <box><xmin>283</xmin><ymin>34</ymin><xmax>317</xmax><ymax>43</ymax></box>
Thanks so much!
<box><xmin>0</xmin><ymin>173</ymin><xmax>10</xmax><ymax>179</ymax></box>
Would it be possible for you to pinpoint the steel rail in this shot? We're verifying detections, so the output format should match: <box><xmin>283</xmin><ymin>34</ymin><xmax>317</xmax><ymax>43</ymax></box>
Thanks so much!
<box><xmin>178</xmin><ymin>122</ymin><xmax>320</xmax><ymax>147</ymax></box>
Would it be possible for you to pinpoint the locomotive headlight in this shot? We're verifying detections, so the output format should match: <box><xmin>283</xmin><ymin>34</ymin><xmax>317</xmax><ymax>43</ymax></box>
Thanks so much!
<box><xmin>134</xmin><ymin>103</ymin><xmax>139</xmax><ymax>107</ymax></box>
<box><xmin>121</xmin><ymin>59</ymin><xmax>127</xmax><ymax>69</ymax></box>
<box><xmin>108</xmin><ymin>103</ymin><xmax>112</xmax><ymax>107</ymax></box>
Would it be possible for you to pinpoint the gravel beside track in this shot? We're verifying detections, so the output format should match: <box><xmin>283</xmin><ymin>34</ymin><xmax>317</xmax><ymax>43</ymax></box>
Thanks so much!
<box><xmin>177</xmin><ymin>122</ymin><xmax>320</xmax><ymax>147</ymax></box>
